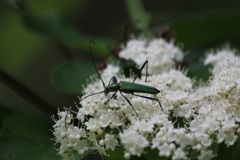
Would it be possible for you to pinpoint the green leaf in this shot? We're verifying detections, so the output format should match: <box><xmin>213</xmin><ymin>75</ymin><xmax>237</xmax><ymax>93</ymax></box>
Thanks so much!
<box><xmin>187</xmin><ymin>61</ymin><xmax>211</xmax><ymax>81</ymax></box>
<box><xmin>0</xmin><ymin>12</ymin><xmax>43</xmax><ymax>74</ymax></box>
<box><xmin>51</xmin><ymin>59</ymin><xmax>96</xmax><ymax>94</ymax></box>
<box><xmin>216</xmin><ymin>138</ymin><xmax>240</xmax><ymax>160</ymax></box>
<box><xmin>104</xmin><ymin>147</ymin><xmax>125</xmax><ymax>160</ymax></box>
<box><xmin>72</xmin><ymin>149</ymin><xmax>96</xmax><ymax>160</ymax></box>
<box><xmin>23</xmin><ymin>13</ymin><xmax>113</xmax><ymax>56</ymax></box>
<box><xmin>124</xmin><ymin>0</ymin><xmax>151</xmax><ymax>30</ymax></box>
<box><xmin>170</xmin><ymin>10</ymin><xmax>240</xmax><ymax>49</ymax></box>
<box><xmin>0</xmin><ymin>107</ymin><xmax>59</xmax><ymax>160</ymax></box>
<box><xmin>150</xmin><ymin>10</ymin><xmax>240</xmax><ymax>50</ymax></box>
<box><xmin>104</xmin><ymin>147</ymin><xmax>168</xmax><ymax>160</ymax></box>
<box><xmin>120</xmin><ymin>60</ymin><xmax>139</xmax><ymax>78</ymax></box>
<box><xmin>0</xmin><ymin>106</ymin><xmax>12</xmax><ymax>128</ymax></box>
<box><xmin>142</xmin><ymin>147</ymin><xmax>169</xmax><ymax>160</ymax></box>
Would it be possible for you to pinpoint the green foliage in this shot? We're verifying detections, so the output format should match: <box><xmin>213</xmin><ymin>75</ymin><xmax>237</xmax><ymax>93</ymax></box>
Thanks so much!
<box><xmin>104</xmin><ymin>147</ymin><xmax>125</xmax><ymax>160</ymax></box>
<box><xmin>124</xmin><ymin>0</ymin><xmax>151</xmax><ymax>30</ymax></box>
<box><xmin>216</xmin><ymin>138</ymin><xmax>240</xmax><ymax>160</ymax></box>
<box><xmin>0</xmin><ymin>12</ymin><xmax>43</xmax><ymax>74</ymax></box>
<box><xmin>1</xmin><ymin>0</ymin><xmax>240</xmax><ymax>159</ymax></box>
<box><xmin>104</xmin><ymin>147</ymin><xmax>169</xmax><ymax>160</ymax></box>
<box><xmin>51</xmin><ymin>59</ymin><xmax>96</xmax><ymax>94</ymax></box>
<box><xmin>23</xmin><ymin>13</ymin><xmax>112</xmax><ymax>56</ymax></box>
<box><xmin>0</xmin><ymin>106</ymin><xmax>59</xmax><ymax>160</ymax></box>
<box><xmin>169</xmin><ymin>10</ymin><xmax>240</xmax><ymax>49</ymax></box>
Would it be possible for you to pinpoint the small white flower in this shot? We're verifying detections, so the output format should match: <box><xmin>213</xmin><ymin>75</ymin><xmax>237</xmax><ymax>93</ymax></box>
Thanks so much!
<box><xmin>172</xmin><ymin>148</ymin><xmax>187</xmax><ymax>160</ymax></box>
<box><xmin>85</xmin><ymin>118</ymin><xmax>100</xmax><ymax>132</ymax></box>
<box><xmin>217</xmin><ymin>130</ymin><xmax>226</xmax><ymax>143</ymax></box>
<box><xmin>200</xmin><ymin>134</ymin><xmax>212</xmax><ymax>147</ymax></box>
<box><xmin>124</xmin><ymin>152</ymin><xmax>131</xmax><ymax>159</ymax></box>
<box><xmin>104</xmin><ymin>134</ymin><xmax>118</xmax><ymax>151</ymax></box>
<box><xmin>158</xmin><ymin>143</ymin><xmax>172</xmax><ymax>157</ymax></box>
<box><xmin>74</xmin><ymin>140</ymin><xmax>89</xmax><ymax>154</ymax></box>
<box><xmin>165</xmin><ymin>90</ymin><xmax>188</xmax><ymax>106</ymax></box>
<box><xmin>101</xmin><ymin>65</ymin><xmax>120</xmax><ymax>78</ymax></box>
<box><xmin>221</xmin><ymin>116</ymin><xmax>237</xmax><ymax>132</ymax></box>
<box><xmin>132</xmin><ymin>119</ymin><xmax>154</xmax><ymax>133</ymax></box>
<box><xmin>224</xmin><ymin>132</ymin><xmax>238</xmax><ymax>146</ymax></box>
<box><xmin>198</xmin><ymin>150</ymin><xmax>215</xmax><ymax>160</ymax></box>
<box><xmin>120</xmin><ymin>129</ymin><xmax>149</xmax><ymax>157</ymax></box>
<box><xmin>204</xmin><ymin>48</ymin><xmax>238</xmax><ymax>66</ymax></box>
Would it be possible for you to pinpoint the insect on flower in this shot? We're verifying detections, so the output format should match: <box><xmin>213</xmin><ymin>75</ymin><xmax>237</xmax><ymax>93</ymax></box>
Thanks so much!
<box><xmin>80</xmin><ymin>41</ymin><xmax>162</xmax><ymax>116</ymax></box>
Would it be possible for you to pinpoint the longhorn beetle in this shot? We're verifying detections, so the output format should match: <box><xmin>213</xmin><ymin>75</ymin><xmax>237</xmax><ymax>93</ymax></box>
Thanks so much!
<box><xmin>80</xmin><ymin>41</ymin><xmax>162</xmax><ymax>116</ymax></box>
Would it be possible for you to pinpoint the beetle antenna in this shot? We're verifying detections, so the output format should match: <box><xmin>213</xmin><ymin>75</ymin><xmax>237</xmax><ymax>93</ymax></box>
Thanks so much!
<box><xmin>89</xmin><ymin>41</ymin><xmax>106</xmax><ymax>88</ymax></box>
<box><xmin>79</xmin><ymin>90</ymin><xmax>105</xmax><ymax>101</ymax></box>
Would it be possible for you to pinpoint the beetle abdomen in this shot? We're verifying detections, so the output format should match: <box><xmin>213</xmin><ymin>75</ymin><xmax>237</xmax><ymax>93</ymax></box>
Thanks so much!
<box><xmin>119</xmin><ymin>81</ymin><xmax>159</xmax><ymax>94</ymax></box>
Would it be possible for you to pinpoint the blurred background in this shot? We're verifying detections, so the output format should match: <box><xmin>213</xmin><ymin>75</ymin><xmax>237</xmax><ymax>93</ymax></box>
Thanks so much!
<box><xmin>0</xmin><ymin>0</ymin><xmax>240</xmax><ymax>159</ymax></box>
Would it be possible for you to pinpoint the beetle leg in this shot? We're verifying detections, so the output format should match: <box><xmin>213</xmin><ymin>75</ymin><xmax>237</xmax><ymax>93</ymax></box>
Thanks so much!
<box><xmin>131</xmin><ymin>93</ymin><xmax>163</xmax><ymax>111</ymax></box>
<box><xmin>108</xmin><ymin>91</ymin><xmax>118</xmax><ymax>101</ymax></box>
<box><xmin>120</xmin><ymin>92</ymin><xmax>139</xmax><ymax>117</ymax></box>
<box><xmin>133</xmin><ymin>60</ymin><xmax>149</xmax><ymax>83</ymax></box>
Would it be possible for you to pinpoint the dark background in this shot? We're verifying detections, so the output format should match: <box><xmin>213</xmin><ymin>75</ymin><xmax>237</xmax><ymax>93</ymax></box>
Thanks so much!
<box><xmin>0</xmin><ymin>0</ymin><xmax>240</xmax><ymax>159</ymax></box>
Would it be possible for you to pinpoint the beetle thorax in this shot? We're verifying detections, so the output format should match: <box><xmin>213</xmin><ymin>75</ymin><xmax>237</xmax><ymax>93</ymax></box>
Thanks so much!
<box><xmin>104</xmin><ymin>83</ymin><xmax>119</xmax><ymax>94</ymax></box>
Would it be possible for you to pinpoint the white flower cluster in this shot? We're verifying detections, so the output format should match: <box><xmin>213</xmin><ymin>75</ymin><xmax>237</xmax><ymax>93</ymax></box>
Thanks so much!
<box><xmin>119</xmin><ymin>38</ymin><xmax>184</xmax><ymax>74</ymax></box>
<box><xmin>186</xmin><ymin>48</ymin><xmax>240</xmax><ymax>159</ymax></box>
<box><xmin>52</xmin><ymin>39</ymin><xmax>240</xmax><ymax>160</ymax></box>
